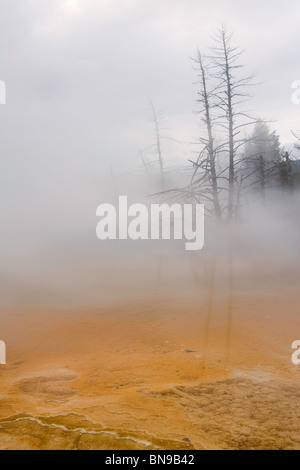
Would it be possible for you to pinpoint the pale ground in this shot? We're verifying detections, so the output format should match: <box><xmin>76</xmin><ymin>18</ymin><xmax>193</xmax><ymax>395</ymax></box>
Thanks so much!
<box><xmin>1</xmin><ymin>299</ymin><xmax>300</xmax><ymax>449</ymax></box>
<box><xmin>1</xmin><ymin>244</ymin><xmax>300</xmax><ymax>450</ymax></box>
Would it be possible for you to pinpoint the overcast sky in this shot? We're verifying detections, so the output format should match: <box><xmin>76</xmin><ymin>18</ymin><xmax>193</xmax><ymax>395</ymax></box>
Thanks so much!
<box><xmin>0</xmin><ymin>0</ymin><xmax>299</xmax><ymax>171</ymax></box>
<box><xmin>0</xmin><ymin>0</ymin><xmax>300</xmax><ymax>303</ymax></box>
<box><xmin>0</xmin><ymin>1</ymin><xmax>299</xmax><ymax>229</ymax></box>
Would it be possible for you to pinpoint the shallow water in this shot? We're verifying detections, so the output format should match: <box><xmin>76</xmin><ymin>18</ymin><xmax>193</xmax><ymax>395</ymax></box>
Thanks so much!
<box><xmin>1</xmin><ymin>217</ymin><xmax>300</xmax><ymax>449</ymax></box>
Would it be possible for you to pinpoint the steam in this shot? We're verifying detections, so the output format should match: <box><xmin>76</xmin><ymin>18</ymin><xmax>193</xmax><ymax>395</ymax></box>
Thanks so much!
<box><xmin>1</xmin><ymin>167</ymin><xmax>300</xmax><ymax>309</ymax></box>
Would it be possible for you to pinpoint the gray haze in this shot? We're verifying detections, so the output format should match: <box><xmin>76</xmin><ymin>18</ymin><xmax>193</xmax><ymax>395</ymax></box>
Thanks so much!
<box><xmin>0</xmin><ymin>1</ymin><xmax>299</xmax><ymax>172</ymax></box>
<box><xmin>0</xmin><ymin>0</ymin><xmax>300</xmax><ymax>307</ymax></box>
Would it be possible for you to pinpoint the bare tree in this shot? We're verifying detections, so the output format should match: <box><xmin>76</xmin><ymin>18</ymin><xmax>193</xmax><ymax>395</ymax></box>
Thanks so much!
<box><xmin>191</xmin><ymin>50</ymin><xmax>222</xmax><ymax>219</ymax></box>
<box><xmin>150</xmin><ymin>101</ymin><xmax>165</xmax><ymax>189</ymax></box>
<box><xmin>211</xmin><ymin>26</ymin><xmax>256</xmax><ymax>220</ymax></box>
<box><xmin>156</xmin><ymin>27</ymin><xmax>259</xmax><ymax>220</ymax></box>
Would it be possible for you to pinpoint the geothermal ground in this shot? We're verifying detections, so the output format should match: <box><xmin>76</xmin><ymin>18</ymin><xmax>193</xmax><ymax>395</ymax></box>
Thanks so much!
<box><xmin>1</xmin><ymin>248</ymin><xmax>300</xmax><ymax>450</ymax></box>
<box><xmin>1</xmin><ymin>225</ymin><xmax>300</xmax><ymax>451</ymax></box>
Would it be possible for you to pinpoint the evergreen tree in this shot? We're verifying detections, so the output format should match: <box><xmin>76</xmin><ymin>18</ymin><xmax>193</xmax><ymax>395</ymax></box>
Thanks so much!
<box><xmin>242</xmin><ymin>121</ymin><xmax>281</xmax><ymax>198</ymax></box>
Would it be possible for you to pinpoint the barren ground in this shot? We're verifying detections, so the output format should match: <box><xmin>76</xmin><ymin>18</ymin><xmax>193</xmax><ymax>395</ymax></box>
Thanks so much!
<box><xmin>0</xmin><ymin>285</ymin><xmax>300</xmax><ymax>450</ymax></box>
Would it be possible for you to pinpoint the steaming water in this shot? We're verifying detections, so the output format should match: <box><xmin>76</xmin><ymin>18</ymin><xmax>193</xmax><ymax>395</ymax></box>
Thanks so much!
<box><xmin>1</xmin><ymin>173</ymin><xmax>300</xmax><ymax>450</ymax></box>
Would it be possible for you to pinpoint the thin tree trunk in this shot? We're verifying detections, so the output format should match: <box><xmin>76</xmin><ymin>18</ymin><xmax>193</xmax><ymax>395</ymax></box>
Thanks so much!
<box><xmin>198</xmin><ymin>52</ymin><xmax>221</xmax><ymax>219</ymax></box>
<box><xmin>151</xmin><ymin>102</ymin><xmax>164</xmax><ymax>189</ymax></box>
<box><xmin>222</xmin><ymin>32</ymin><xmax>235</xmax><ymax>221</ymax></box>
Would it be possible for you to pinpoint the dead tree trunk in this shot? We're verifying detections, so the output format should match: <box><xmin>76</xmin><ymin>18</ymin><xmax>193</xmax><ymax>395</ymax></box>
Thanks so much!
<box><xmin>151</xmin><ymin>101</ymin><xmax>165</xmax><ymax>189</ymax></box>
<box><xmin>195</xmin><ymin>51</ymin><xmax>222</xmax><ymax>219</ymax></box>
<box><xmin>222</xmin><ymin>37</ymin><xmax>235</xmax><ymax>220</ymax></box>
<box><xmin>212</xmin><ymin>26</ymin><xmax>256</xmax><ymax>221</ymax></box>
